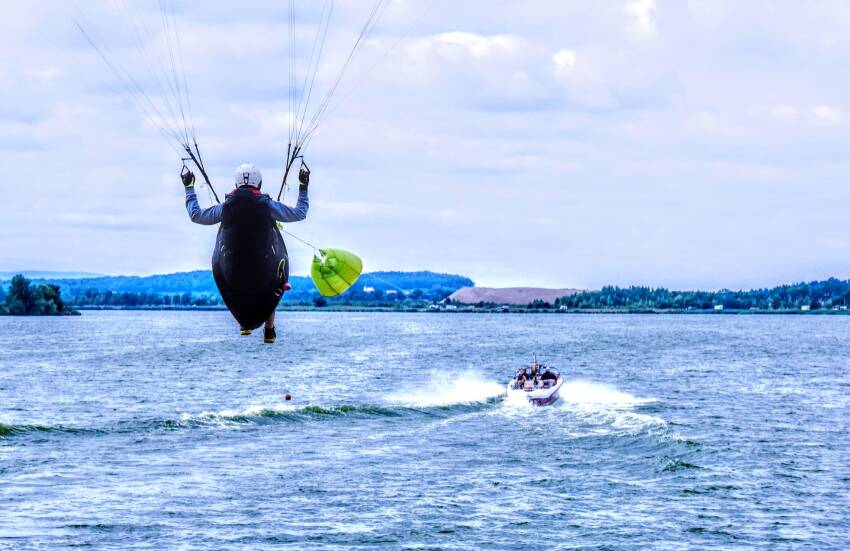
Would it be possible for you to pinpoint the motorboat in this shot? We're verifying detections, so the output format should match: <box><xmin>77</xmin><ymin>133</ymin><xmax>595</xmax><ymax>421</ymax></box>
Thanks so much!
<box><xmin>506</xmin><ymin>353</ymin><xmax>563</xmax><ymax>406</ymax></box>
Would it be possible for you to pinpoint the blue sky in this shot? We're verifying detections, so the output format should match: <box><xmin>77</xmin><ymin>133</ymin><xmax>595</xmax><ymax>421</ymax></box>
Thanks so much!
<box><xmin>2</xmin><ymin>0</ymin><xmax>850</xmax><ymax>289</ymax></box>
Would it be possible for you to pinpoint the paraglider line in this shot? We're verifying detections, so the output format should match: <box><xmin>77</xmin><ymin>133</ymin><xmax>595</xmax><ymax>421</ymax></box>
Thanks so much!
<box><xmin>277</xmin><ymin>143</ymin><xmax>302</xmax><ymax>201</ymax></box>
<box><xmin>294</xmin><ymin>0</ymin><xmax>334</xmax><ymax>145</ymax></box>
<box><xmin>72</xmin><ymin>18</ymin><xmax>185</xmax><ymax>154</ymax></box>
<box><xmin>362</xmin><ymin>273</ymin><xmax>406</xmax><ymax>294</ymax></box>
<box><xmin>183</xmin><ymin>145</ymin><xmax>220</xmax><ymax>203</ymax></box>
<box><xmin>280</xmin><ymin>228</ymin><xmax>319</xmax><ymax>255</ymax></box>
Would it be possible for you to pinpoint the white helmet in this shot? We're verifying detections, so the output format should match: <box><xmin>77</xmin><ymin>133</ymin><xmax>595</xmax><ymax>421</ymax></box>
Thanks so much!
<box><xmin>234</xmin><ymin>163</ymin><xmax>262</xmax><ymax>188</ymax></box>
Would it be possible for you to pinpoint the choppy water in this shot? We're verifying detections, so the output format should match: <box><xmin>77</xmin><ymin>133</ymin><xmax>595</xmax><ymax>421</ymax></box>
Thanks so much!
<box><xmin>1</xmin><ymin>312</ymin><xmax>849</xmax><ymax>549</ymax></box>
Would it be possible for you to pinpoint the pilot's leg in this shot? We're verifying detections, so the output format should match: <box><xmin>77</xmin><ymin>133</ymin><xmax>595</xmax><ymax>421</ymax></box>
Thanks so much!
<box><xmin>263</xmin><ymin>311</ymin><xmax>276</xmax><ymax>344</ymax></box>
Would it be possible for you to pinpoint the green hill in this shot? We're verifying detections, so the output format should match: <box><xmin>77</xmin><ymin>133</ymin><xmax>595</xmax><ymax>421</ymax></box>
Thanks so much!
<box><xmin>11</xmin><ymin>270</ymin><xmax>474</xmax><ymax>307</ymax></box>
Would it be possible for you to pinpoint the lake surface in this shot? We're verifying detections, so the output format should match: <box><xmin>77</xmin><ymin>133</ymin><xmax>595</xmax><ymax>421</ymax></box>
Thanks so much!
<box><xmin>1</xmin><ymin>311</ymin><xmax>848</xmax><ymax>549</ymax></box>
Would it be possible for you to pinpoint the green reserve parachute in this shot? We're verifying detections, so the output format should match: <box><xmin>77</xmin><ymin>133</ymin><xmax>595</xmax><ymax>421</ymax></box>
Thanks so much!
<box><xmin>311</xmin><ymin>249</ymin><xmax>363</xmax><ymax>297</ymax></box>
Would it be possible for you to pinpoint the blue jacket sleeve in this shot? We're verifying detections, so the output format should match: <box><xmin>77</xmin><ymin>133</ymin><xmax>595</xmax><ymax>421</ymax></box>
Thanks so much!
<box><xmin>267</xmin><ymin>189</ymin><xmax>309</xmax><ymax>222</ymax></box>
<box><xmin>185</xmin><ymin>188</ymin><xmax>223</xmax><ymax>225</ymax></box>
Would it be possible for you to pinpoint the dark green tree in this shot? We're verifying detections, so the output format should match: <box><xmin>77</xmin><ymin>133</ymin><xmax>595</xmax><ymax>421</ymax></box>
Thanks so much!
<box><xmin>2</xmin><ymin>275</ymin><xmax>73</xmax><ymax>315</ymax></box>
<box><xmin>7</xmin><ymin>275</ymin><xmax>34</xmax><ymax>313</ymax></box>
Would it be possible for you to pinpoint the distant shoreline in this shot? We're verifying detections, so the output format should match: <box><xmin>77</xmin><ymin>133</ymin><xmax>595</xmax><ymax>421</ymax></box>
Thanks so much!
<box><xmin>7</xmin><ymin>271</ymin><xmax>850</xmax><ymax>315</ymax></box>
<box><xmin>71</xmin><ymin>305</ymin><xmax>850</xmax><ymax>315</ymax></box>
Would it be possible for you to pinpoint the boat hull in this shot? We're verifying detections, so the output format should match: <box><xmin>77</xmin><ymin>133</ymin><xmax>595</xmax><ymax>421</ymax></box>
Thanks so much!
<box><xmin>506</xmin><ymin>378</ymin><xmax>563</xmax><ymax>406</ymax></box>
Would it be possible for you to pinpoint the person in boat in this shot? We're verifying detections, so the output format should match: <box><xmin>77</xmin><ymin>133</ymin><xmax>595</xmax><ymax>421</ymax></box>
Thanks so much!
<box><xmin>181</xmin><ymin>162</ymin><xmax>310</xmax><ymax>343</ymax></box>
<box><xmin>519</xmin><ymin>369</ymin><xmax>531</xmax><ymax>389</ymax></box>
<box><xmin>528</xmin><ymin>363</ymin><xmax>539</xmax><ymax>387</ymax></box>
<box><xmin>516</xmin><ymin>370</ymin><xmax>527</xmax><ymax>389</ymax></box>
<box><xmin>538</xmin><ymin>367</ymin><xmax>555</xmax><ymax>388</ymax></box>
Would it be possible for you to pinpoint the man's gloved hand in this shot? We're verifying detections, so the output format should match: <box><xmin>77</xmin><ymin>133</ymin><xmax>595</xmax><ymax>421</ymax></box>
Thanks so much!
<box><xmin>181</xmin><ymin>168</ymin><xmax>195</xmax><ymax>189</ymax></box>
<box><xmin>298</xmin><ymin>163</ymin><xmax>310</xmax><ymax>192</ymax></box>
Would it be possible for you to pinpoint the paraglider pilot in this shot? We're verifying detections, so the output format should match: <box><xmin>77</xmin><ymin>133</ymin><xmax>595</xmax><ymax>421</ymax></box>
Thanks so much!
<box><xmin>182</xmin><ymin>162</ymin><xmax>309</xmax><ymax>344</ymax></box>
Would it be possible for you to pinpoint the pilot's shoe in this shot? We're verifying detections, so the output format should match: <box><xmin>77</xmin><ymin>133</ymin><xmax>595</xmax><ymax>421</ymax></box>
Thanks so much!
<box><xmin>240</xmin><ymin>328</ymin><xmax>252</xmax><ymax>336</ymax></box>
<box><xmin>263</xmin><ymin>326</ymin><xmax>276</xmax><ymax>344</ymax></box>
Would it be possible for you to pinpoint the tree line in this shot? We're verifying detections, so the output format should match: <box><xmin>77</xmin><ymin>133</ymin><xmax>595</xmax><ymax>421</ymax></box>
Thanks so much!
<box><xmin>33</xmin><ymin>270</ymin><xmax>471</xmax><ymax>299</ymax></box>
<box><xmin>66</xmin><ymin>285</ymin><xmax>457</xmax><ymax>308</ymax></box>
<box><xmin>555</xmin><ymin>278</ymin><xmax>850</xmax><ymax>311</ymax></box>
<box><xmin>69</xmin><ymin>290</ymin><xmax>222</xmax><ymax>307</ymax></box>
<box><xmin>18</xmin><ymin>270</ymin><xmax>468</xmax><ymax>309</ymax></box>
<box><xmin>12</xmin><ymin>270</ymin><xmax>849</xmax><ymax>313</ymax></box>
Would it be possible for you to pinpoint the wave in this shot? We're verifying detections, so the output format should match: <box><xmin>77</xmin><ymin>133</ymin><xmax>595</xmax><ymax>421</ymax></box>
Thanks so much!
<box><xmin>1</xmin><ymin>382</ymin><xmax>666</xmax><ymax>445</ymax></box>
<box><xmin>1</xmin><ymin>399</ymin><xmax>472</xmax><ymax>440</ymax></box>
<box><xmin>560</xmin><ymin>380</ymin><xmax>656</xmax><ymax>407</ymax></box>
<box><xmin>499</xmin><ymin>379</ymin><xmax>668</xmax><ymax>437</ymax></box>
<box><xmin>175</xmin><ymin>403</ymin><xmax>403</xmax><ymax>426</ymax></box>
<box><xmin>386</xmin><ymin>372</ymin><xmax>505</xmax><ymax>408</ymax></box>
<box><xmin>500</xmin><ymin>380</ymin><xmax>654</xmax><ymax>411</ymax></box>
<box><xmin>561</xmin><ymin>381</ymin><xmax>664</xmax><ymax>431</ymax></box>
<box><xmin>0</xmin><ymin>422</ymin><xmax>90</xmax><ymax>437</ymax></box>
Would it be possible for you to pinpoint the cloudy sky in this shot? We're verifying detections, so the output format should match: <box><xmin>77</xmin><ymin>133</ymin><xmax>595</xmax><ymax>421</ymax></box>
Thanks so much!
<box><xmin>3</xmin><ymin>0</ymin><xmax>850</xmax><ymax>289</ymax></box>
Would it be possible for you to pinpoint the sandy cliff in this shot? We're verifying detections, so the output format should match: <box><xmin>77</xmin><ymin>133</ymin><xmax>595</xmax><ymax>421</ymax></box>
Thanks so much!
<box><xmin>448</xmin><ymin>287</ymin><xmax>582</xmax><ymax>306</ymax></box>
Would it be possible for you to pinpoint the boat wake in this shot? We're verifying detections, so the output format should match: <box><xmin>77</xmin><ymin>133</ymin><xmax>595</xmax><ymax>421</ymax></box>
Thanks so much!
<box><xmin>0</xmin><ymin>421</ymin><xmax>89</xmax><ymax>438</ymax></box>
<box><xmin>560</xmin><ymin>380</ymin><xmax>655</xmax><ymax>407</ymax></box>
<box><xmin>177</xmin><ymin>402</ymin><xmax>402</xmax><ymax>427</ymax></box>
<box><xmin>1</xmin><ymin>382</ymin><xmax>663</xmax><ymax>441</ymax></box>
<box><xmin>500</xmin><ymin>379</ymin><xmax>666</xmax><ymax>435</ymax></box>
<box><xmin>560</xmin><ymin>380</ymin><xmax>665</xmax><ymax>433</ymax></box>
<box><xmin>386</xmin><ymin>371</ymin><xmax>505</xmax><ymax>408</ymax></box>
<box><xmin>0</xmin><ymin>394</ymin><xmax>499</xmax><ymax>441</ymax></box>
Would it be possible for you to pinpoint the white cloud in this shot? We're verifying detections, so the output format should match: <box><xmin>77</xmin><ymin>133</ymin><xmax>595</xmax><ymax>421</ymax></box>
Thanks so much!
<box><xmin>322</xmin><ymin>201</ymin><xmax>411</xmax><ymax>219</ymax></box>
<box><xmin>401</xmin><ymin>31</ymin><xmax>530</xmax><ymax>81</ymax></box>
<box><xmin>767</xmin><ymin>104</ymin><xmax>799</xmax><ymax>123</ymax></box>
<box><xmin>811</xmin><ymin>104</ymin><xmax>842</xmax><ymax>126</ymax></box>
<box><xmin>433</xmin><ymin>32</ymin><xmax>521</xmax><ymax>58</ymax></box>
<box><xmin>26</xmin><ymin>67</ymin><xmax>62</xmax><ymax>82</ymax></box>
<box><xmin>624</xmin><ymin>0</ymin><xmax>658</xmax><ymax>38</ymax></box>
<box><xmin>552</xmin><ymin>48</ymin><xmax>577</xmax><ymax>75</ymax></box>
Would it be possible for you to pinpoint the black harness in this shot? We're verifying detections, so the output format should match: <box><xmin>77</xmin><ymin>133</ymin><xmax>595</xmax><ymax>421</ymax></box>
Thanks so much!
<box><xmin>211</xmin><ymin>187</ymin><xmax>289</xmax><ymax>329</ymax></box>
